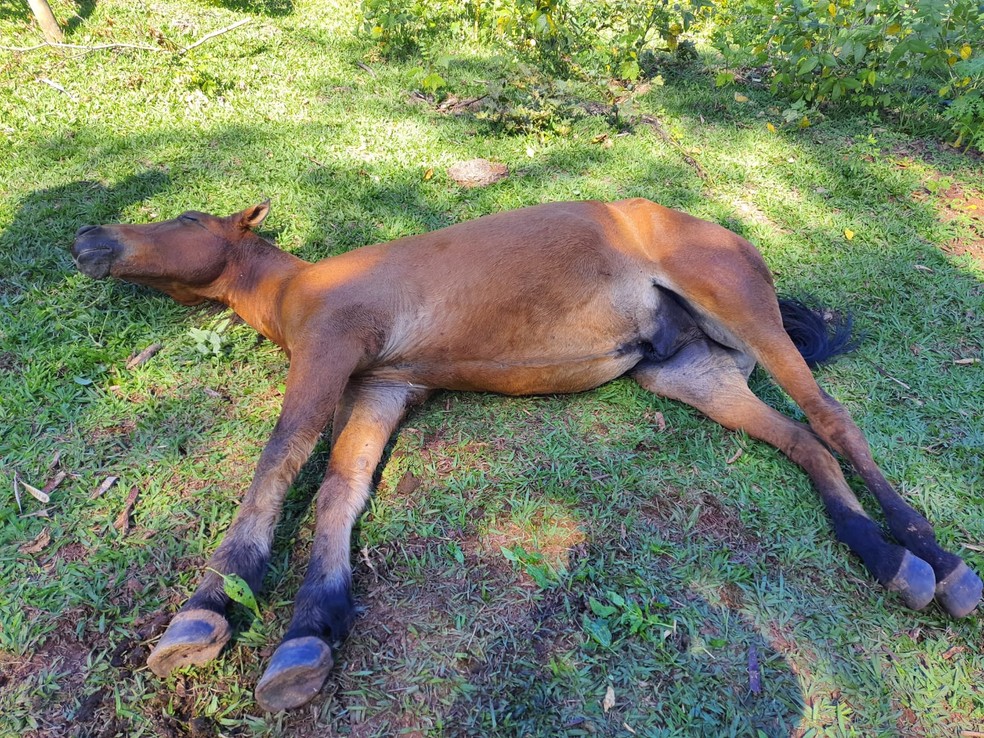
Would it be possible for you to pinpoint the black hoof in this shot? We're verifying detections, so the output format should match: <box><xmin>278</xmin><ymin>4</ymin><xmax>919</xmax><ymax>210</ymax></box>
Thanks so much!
<box><xmin>935</xmin><ymin>561</ymin><xmax>983</xmax><ymax>618</ymax></box>
<box><xmin>147</xmin><ymin>609</ymin><xmax>231</xmax><ymax>677</ymax></box>
<box><xmin>886</xmin><ymin>551</ymin><xmax>936</xmax><ymax>611</ymax></box>
<box><xmin>255</xmin><ymin>636</ymin><xmax>334</xmax><ymax>712</ymax></box>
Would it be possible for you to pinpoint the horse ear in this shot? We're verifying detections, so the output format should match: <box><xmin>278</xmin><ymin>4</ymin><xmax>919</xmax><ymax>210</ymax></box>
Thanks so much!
<box><xmin>236</xmin><ymin>200</ymin><xmax>270</xmax><ymax>231</ymax></box>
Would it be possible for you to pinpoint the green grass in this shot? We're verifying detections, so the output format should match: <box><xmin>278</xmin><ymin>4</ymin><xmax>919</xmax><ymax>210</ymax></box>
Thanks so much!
<box><xmin>2</xmin><ymin>1</ymin><xmax>984</xmax><ymax>736</ymax></box>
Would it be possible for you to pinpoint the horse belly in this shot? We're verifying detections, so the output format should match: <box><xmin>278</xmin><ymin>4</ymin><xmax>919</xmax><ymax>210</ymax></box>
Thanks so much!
<box><xmin>443</xmin><ymin>349</ymin><xmax>644</xmax><ymax>395</ymax></box>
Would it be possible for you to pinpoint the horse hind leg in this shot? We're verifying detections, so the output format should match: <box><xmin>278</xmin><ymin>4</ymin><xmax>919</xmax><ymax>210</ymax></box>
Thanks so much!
<box><xmin>749</xmin><ymin>329</ymin><xmax>982</xmax><ymax>618</ymax></box>
<box><xmin>630</xmin><ymin>339</ymin><xmax>937</xmax><ymax>611</ymax></box>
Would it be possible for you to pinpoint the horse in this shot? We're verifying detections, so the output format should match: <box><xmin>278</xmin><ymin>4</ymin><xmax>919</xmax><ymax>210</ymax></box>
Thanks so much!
<box><xmin>71</xmin><ymin>198</ymin><xmax>982</xmax><ymax>711</ymax></box>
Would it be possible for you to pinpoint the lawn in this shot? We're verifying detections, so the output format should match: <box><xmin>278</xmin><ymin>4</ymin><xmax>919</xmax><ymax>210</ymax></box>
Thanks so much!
<box><xmin>1</xmin><ymin>1</ymin><xmax>983</xmax><ymax>736</ymax></box>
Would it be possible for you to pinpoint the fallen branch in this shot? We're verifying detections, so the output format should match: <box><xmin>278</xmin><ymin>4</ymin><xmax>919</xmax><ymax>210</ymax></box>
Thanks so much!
<box><xmin>1</xmin><ymin>17</ymin><xmax>250</xmax><ymax>55</ymax></box>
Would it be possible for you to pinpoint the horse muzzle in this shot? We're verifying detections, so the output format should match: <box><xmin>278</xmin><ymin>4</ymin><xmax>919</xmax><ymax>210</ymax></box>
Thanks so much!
<box><xmin>72</xmin><ymin>225</ymin><xmax>119</xmax><ymax>279</ymax></box>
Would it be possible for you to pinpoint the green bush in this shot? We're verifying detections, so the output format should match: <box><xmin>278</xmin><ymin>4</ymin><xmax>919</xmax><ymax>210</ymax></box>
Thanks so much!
<box><xmin>712</xmin><ymin>0</ymin><xmax>983</xmax><ymax>148</ymax></box>
<box><xmin>359</xmin><ymin>0</ymin><xmax>708</xmax><ymax>79</ymax></box>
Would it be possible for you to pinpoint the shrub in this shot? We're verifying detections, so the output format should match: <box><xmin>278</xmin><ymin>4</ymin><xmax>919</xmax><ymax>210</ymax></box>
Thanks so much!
<box><xmin>712</xmin><ymin>0</ymin><xmax>984</xmax><ymax>148</ymax></box>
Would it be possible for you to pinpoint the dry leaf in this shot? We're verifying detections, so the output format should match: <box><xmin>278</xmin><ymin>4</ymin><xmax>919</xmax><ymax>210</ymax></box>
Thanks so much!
<box><xmin>844</xmin><ymin>228</ymin><xmax>855</xmax><ymax>240</ymax></box>
<box><xmin>942</xmin><ymin>645</ymin><xmax>966</xmax><ymax>660</ymax></box>
<box><xmin>447</xmin><ymin>159</ymin><xmax>508</xmax><ymax>188</ymax></box>
<box><xmin>20</xmin><ymin>479</ymin><xmax>50</xmax><ymax>504</ymax></box>
<box><xmin>90</xmin><ymin>475</ymin><xmax>119</xmax><ymax>499</ymax></box>
<box><xmin>748</xmin><ymin>644</ymin><xmax>762</xmax><ymax>694</ymax></box>
<box><xmin>19</xmin><ymin>527</ymin><xmax>51</xmax><ymax>555</ymax></box>
<box><xmin>602</xmin><ymin>684</ymin><xmax>615</xmax><ymax>713</ymax></box>
<box><xmin>43</xmin><ymin>471</ymin><xmax>67</xmax><ymax>495</ymax></box>
<box><xmin>954</xmin><ymin>358</ymin><xmax>980</xmax><ymax>365</ymax></box>
<box><xmin>734</xmin><ymin>93</ymin><xmax>749</xmax><ymax>103</ymax></box>
<box><xmin>423</xmin><ymin>167</ymin><xmax>434</xmax><ymax>181</ymax></box>
<box><xmin>114</xmin><ymin>486</ymin><xmax>140</xmax><ymax>534</ymax></box>
<box><xmin>652</xmin><ymin>410</ymin><xmax>666</xmax><ymax>433</ymax></box>
<box><xmin>766</xmin><ymin>122</ymin><xmax>776</xmax><ymax>133</ymax></box>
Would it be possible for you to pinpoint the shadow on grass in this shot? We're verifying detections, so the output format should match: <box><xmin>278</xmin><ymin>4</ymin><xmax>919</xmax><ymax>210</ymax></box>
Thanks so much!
<box><xmin>207</xmin><ymin>0</ymin><xmax>294</xmax><ymax>16</ymax></box>
<box><xmin>0</xmin><ymin>0</ymin><xmax>29</xmax><ymax>22</ymax></box>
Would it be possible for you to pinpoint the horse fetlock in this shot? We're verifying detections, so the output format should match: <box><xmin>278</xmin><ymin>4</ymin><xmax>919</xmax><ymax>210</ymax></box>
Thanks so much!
<box><xmin>254</xmin><ymin>636</ymin><xmax>334</xmax><ymax>712</ymax></box>
<box><xmin>934</xmin><ymin>561</ymin><xmax>983</xmax><ymax>618</ymax></box>
<box><xmin>885</xmin><ymin>550</ymin><xmax>936</xmax><ymax>611</ymax></box>
<box><xmin>147</xmin><ymin>609</ymin><xmax>232</xmax><ymax>677</ymax></box>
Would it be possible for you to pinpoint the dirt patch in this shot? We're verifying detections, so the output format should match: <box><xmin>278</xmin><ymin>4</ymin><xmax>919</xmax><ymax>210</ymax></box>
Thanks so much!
<box><xmin>0</xmin><ymin>605</ymin><xmax>127</xmax><ymax>738</ymax></box>
<box><xmin>0</xmin><ymin>351</ymin><xmax>19</xmax><ymax>373</ymax></box>
<box><xmin>87</xmin><ymin>419</ymin><xmax>137</xmax><ymax>445</ymax></box>
<box><xmin>476</xmin><ymin>516</ymin><xmax>586</xmax><ymax>573</ymax></box>
<box><xmin>908</xmin><ymin>170</ymin><xmax>984</xmax><ymax>270</ymax></box>
<box><xmin>638</xmin><ymin>487</ymin><xmax>769</xmax><ymax>566</ymax></box>
<box><xmin>935</xmin><ymin>182</ymin><xmax>984</xmax><ymax>269</ymax></box>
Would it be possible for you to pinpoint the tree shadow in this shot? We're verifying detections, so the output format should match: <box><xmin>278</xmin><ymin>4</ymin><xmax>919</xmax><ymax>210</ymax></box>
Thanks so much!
<box><xmin>0</xmin><ymin>0</ymin><xmax>29</xmax><ymax>22</ymax></box>
<box><xmin>205</xmin><ymin>0</ymin><xmax>294</xmax><ymax>17</ymax></box>
<box><xmin>64</xmin><ymin>0</ymin><xmax>97</xmax><ymax>34</ymax></box>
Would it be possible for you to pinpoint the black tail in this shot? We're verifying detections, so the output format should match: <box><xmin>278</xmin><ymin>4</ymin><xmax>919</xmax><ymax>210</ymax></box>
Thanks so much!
<box><xmin>778</xmin><ymin>297</ymin><xmax>858</xmax><ymax>367</ymax></box>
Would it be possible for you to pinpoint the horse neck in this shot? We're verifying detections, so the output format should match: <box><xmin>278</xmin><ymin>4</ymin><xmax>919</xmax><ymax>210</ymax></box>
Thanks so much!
<box><xmin>213</xmin><ymin>235</ymin><xmax>307</xmax><ymax>351</ymax></box>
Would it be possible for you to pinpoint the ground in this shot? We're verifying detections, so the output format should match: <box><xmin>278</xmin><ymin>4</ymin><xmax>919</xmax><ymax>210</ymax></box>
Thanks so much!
<box><xmin>1</xmin><ymin>1</ymin><xmax>983</xmax><ymax>736</ymax></box>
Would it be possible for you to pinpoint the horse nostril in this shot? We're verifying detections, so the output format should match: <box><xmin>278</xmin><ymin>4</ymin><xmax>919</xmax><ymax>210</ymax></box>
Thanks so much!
<box><xmin>75</xmin><ymin>224</ymin><xmax>99</xmax><ymax>237</ymax></box>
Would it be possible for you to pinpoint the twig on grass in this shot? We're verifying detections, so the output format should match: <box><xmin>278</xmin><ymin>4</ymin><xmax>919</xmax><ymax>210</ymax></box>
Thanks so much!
<box><xmin>1</xmin><ymin>17</ymin><xmax>251</xmax><ymax>55</ymax></box>
<box><xmin>39</xmin><ymin>76</ymin><xmax>75</xmax><ymax>99</ymax></box>
<box><xmin>639</xmin><ymin>114</ymin><xmax>708</xmax><ymax>181</ymax></box>
<box><xmin>126</xmin><ymin>343</ymin><xmax>163</xmax><ymax>370</ymax></box>
<box><xmin>180</xmin><ymin>18</ymin><xmax>251</xmax><ymax>54</ymax></box>
<box><xmin>863</xmin><ymin>359</ymin><xmax>912</xmax><ymax>391</ymax></box>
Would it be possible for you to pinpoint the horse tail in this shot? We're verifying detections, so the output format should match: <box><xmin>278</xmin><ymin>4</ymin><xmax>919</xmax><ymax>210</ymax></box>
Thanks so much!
<box><xmin>778</xmin><ymin>297</ymin><xmax>858</xmax><ymax>367</ymax></box>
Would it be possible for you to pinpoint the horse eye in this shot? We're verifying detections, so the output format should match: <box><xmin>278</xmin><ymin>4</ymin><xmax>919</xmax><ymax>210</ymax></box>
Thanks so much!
<box><xmin>179</xmin><ymin>213</ymin><xmax>198</xmax><ymax>223</ymax></box>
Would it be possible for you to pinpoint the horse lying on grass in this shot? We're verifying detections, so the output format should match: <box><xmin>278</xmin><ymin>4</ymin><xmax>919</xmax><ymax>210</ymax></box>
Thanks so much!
<box><xmin>72</xmin><ymin>198</ymin><xmax>982</xmax><ymax>711</ymax></box>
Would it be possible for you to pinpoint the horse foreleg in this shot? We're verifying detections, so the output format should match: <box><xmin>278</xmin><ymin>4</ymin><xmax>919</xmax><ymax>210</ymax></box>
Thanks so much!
<box><xmin>147</xmin><ymin>353</ymin><xmax>357</xmax><ymax>677</ymax></box>
<box><xmin>254</xmin><ymin>379</ymin><xmax>423</xmax><ymax>712</ymax></box>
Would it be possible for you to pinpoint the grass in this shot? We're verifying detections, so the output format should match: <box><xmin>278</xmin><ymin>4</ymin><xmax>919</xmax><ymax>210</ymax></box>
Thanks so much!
<box><xmin>1</xmin><ymin>1</ymin><xmax>983</xmax><ymax>736</ymax></box>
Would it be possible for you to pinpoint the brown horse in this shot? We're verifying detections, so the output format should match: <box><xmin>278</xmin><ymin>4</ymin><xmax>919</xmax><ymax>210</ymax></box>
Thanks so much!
<box><xmin>72</xmin><ymin>199</ymin><xmax>981</xmax><ymax>712</ymax></box>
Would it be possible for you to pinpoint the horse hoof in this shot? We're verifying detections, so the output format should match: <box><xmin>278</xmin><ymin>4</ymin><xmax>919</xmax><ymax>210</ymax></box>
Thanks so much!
<box><xmin>255</xmin><ymin>636</ymin><xmax>333</xmax><ymax>712</ymax></box>
<box><xmin>935</xmin><ymin>562</ymin><xmax>983</xmax><ymax>618</ymax></box>
<box><xmin>886</xmin><ymin>551</ymin><xmax>936</xmax><ymax>611</ymax></box>
<box><xmin>147</xmin><ymin>609</ymin><xmax>231</xmax><ymax>677</ymax></box>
